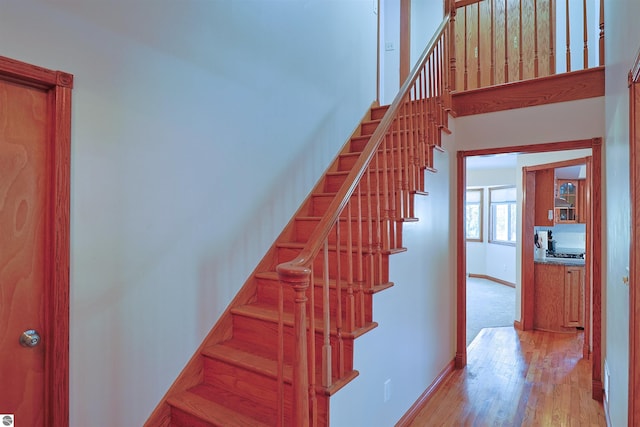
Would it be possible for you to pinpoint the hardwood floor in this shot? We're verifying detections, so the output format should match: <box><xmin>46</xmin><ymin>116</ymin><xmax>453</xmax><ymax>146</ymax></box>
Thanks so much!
<box><xmin>405</xmin><ymin>327</ymin><xmax>606</xmax><ymax>426</ymax></box>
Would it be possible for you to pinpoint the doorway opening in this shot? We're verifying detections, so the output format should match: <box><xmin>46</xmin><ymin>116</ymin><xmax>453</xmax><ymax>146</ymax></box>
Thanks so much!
<box><xmin>456</xmin><ymin>137</ymin><xmax>603</xmax><ymax>402</ymax></box>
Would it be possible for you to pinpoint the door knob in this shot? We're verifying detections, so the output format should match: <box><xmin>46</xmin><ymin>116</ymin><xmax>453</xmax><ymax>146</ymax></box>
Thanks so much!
<box><xmin>19</xmin><ymin>329</ymin><xmax>41</xmax><ymax>348</ymax></box>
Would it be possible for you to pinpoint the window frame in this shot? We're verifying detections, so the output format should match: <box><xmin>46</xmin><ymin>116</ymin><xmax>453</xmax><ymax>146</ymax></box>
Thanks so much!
<box><xmin>465</xmin><ymin>188</ymin><xmax>483</xmax><ymax>242</ymax></box>
<box><xmin>488</xmin><ymin>185</ymin><xmax>517</xmax><ymax>246</ymax></box>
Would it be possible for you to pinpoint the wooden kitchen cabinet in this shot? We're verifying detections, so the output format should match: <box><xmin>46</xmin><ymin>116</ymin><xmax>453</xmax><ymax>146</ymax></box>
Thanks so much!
<box><xmin>555</xmin><ymin>179</ymin><xmax>579</xmax><ymax>223</ymax></box>
<box><xmin>564</xmin><ymin>266</ymin><xmax>585</xmax><ymax>327</ymax></box>
<box><xmin>534</xmin><ymin>168</ymin><xmax>555</xmax><ymax>226</ymax></box>
<box><xmin>534</xmin><ymin>262</ymin><xmax>585</xmax><ymax>332</ymax></box>
<box><xmin>577</xmin><ymin>178</ymin><xmax>587</xmax><ymax>224</ymax></box>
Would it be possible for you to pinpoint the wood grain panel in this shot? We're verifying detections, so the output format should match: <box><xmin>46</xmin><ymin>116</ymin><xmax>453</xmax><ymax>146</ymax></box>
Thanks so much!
<box><xmin>534</xmin><ymin>263</ymin><xmax>572</xmax><ymax>332</ymax></box>
<box><xmin>454</xmin><ymin>0</ymin><xmax>563</xmax><ymax>89</ymax></box>
<box><xmin>0</xmin><ymin>78</ymin><xmax>48</xmax><ymax>427</ymax></box>
<box><xmin>494</xmin><ymin>0</ymin><xmax>507</xmax><ymax>84</ymax></box>
<box><xmin>455</xmin><ymin>7</ymin><xmax>466</xmax><ymax>91</ymax></box>
<box><xmin>466</xmin><ymin>3</ymin><xmax>478</xmax><ymax>90</ymax></box>
<box><xmin>507</xmin><ymin>0</ymin><xmax>520</xmax><ymax>82</ymax></box>
<box><xmin>478</xmin><ymin>0</ymin><xmax>493</xmax><ymax>87</ymax></box>
<box><xmin>452</xmin><ymin>66</ymin><xmax>604</xmax><ymax>116</ymax></box>
<box><xmin>522</xmin><ymin>0</ymin><xmax>536</xmax><ymax>80</ymax></box>
<box><xmin>534</xmin><ymin>168</ymin><xmax>554</xmax><ymax>227</ymax></box>
<box><xmin>536</xmin><ymin>0</ymin><xmax>552</xmax><ymax>77</ymax></box>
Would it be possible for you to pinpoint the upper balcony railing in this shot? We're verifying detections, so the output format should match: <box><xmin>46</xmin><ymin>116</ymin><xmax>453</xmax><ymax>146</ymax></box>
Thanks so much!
<box><xmin>452</xmin><ymin>0</ymin><xmax>604</xmax><ymax>91</ymax></box>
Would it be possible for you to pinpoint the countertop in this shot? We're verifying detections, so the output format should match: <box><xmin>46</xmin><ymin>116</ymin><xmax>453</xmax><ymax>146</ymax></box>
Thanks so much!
<box><xmin>534</xmin><ymin>257</ymin><xmax>585</xmax><ymax>267</ymax></box>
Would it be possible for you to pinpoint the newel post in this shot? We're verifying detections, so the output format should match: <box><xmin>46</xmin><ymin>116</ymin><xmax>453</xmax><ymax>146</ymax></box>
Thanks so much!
<box><xmin>277</xmin><ymin>264</ymin><xmax>311</xmax><ymax>427</ymax></box>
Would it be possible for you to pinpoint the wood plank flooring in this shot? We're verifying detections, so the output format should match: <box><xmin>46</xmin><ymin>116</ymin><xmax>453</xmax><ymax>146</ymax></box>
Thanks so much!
<box><xmin>404</xmin><ymin>327</ymin><xmax>606</xmax><ymax>426</ymax></box>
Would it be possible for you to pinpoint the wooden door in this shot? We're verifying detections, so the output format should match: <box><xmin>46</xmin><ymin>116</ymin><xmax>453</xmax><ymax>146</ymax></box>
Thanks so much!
<box><xmin>0</xmin><ymin>56</ymin><xmax>72</xmax><ymax>427</ymax></box>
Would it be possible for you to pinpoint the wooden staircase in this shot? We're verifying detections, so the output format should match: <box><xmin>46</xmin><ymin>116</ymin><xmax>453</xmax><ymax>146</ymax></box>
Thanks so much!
<box><xmin>146</xmin><ymin>12</ymin><xmax>454</xmax><ymax>427</ymax></box>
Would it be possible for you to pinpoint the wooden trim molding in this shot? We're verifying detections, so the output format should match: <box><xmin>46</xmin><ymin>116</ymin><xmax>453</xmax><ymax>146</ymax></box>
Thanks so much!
<box><xmin>513</xmin><ymin>320</ymin><xmax>523</xmax><ymax>330</ymax></box>
<box><xmin>452</xmin><ymin>66</ymin><xmax>605</xmax><ymax>117</ymax></box>
<box><xmin>522</xmin><ymin>170</ymin><xmax>535</xmax><ymax>331</ymax></box>
<box><xmin>629</xmin><ymin>46</ymin><xmax>640</xmax><ymax>427</ymax></box>
<box><xmin>0</xmin><ymin>55</ymin><xmax>72</xmax><ymax>427</ymax></box>
<box><xmin>590</xmin><ymin>137</ymin><xmax>603</xmax><ymax>402</ymax></box>
<box><xmin>468</xmin><ymin>274</ymin><xmax>515</xmax><ymax>288</ymax></box>
<box><xmin>395</xmin><ymin>360</ymin><xmax>455</xmax><ymax>426</ymax></box>
<box><xmin>457</xmin><ymin>136</ymin><xmax>603</xmax><ymax>402</ymax></box>
<box><xmin>400</xmin><ymin>0</ymin><xmax>411</xmax><ymax>85</ymax></box>
<box><xmin>456</xmin><ymin>152</ymin><xmax>467</xmax><ymax>369</ymax></box>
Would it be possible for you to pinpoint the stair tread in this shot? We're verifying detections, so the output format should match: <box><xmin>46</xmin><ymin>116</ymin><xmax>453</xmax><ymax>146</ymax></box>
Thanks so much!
<box><xmin>168</xmin><ymin>389</ymin><xmax>272</xmax><ymax>427</ymax></box>
<box><xmin>295</xmin><ymin>215</ymin><xmax>409</xmax><ymax>222</ymax></box>
<box><xmin>202</xmin><ymin>342</ymin><xmax>293</xmax><ymax>382</ymax></box>
<box><xmin>231</xmin><ymin>302</ymin><xmax>379</xmax><ymax>338</ymax></box>
<box><xmin>277</xmin><ymin>240</ymin><xmax>407</xmax><ymax>254</ymax></box>
<box><xmin>256</xmin><ymin>270</ymin><xmax>397</xmax><ymax>296</ymax></box>
<box><xmin>255</xmin><ymin>270</ymin><xmax>348</xmax><ymax>288</ymax></box>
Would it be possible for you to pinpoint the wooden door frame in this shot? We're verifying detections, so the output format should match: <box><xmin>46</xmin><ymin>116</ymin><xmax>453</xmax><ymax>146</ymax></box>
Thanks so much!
<box><xmin>456</xmin><ymin>137</ymin><xmax>603</xmax><ymax>402</ymax></box>
<box><xmin>0</xmin><ymin>55</ymin><xmax>72</xmax><ymax>426</ymax></box>
<box><xmin>628</xmin><ymin>49</ymin><xmax>640</xmax><ymax>427</ymax></box>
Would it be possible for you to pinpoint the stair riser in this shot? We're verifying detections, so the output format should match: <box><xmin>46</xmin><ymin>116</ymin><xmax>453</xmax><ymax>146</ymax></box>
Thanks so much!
<box><xmin>338</xmin><ymin>153</ymin><xmax>359</xmax><ymax>171</ymax></box>
<box><xmin>339</xmin><ymin>150</ymin><xmax>428</xmax><ymax>172</ymax></box>
<box><xmin>360</xmin><ymin>121</ymin><xmax>379</xmax><ymax>136</ymax></box>
<box><xmin>256</xmin><ymin>277</ymin><xmax>372</xmax><ymax>329</ymax></box>
<box><xmin>277</xmin><ymin>247</ymin><xmax>389</xmax><ymax>285</ymax></box>
<box><xmin>231</xmin><ymin>314</ymin><xmax>355</xmax><ymax>379</ymax></box>
<box><xmin>325</xmin><ymin>170</ymin><xmax>408</xmax><ymax>193</ymax></box>
<box><xmin>362</xmin><ymin>117</ymin><xmax>432</xmax><ymax>136</ymax></box>
<box><xmin>325</xmin><ymin>159</ymin><xmax>432</xmax><ymax>194</ymax></box>
<box><xmin>370</xmin><ymin>106</ymin><xmax>389</xmax><ymax>121</ymax></box>
<box><xmin>350</xmin><ymin>131</ymin><xmax>429</xmax><ymax>153</ymax></box>
<box><xmin>201</xmin><ymin>358</ymin><xmax>292</xmax><ymax>425</ymax></box>
<box><xmin>170</xmin><ymin>408</ymin><xmax>218</xmax><ymax>427</ymax></box>
<box><xmin>370</xmin><ymin>102</ymin><xmax>432</xmax><ymax>121</ymax></box>
<box><xmin>294</xmin><ymin>218</ymin><xmax>398</xmax><ymax>249</ymax></box>
<box><xmin>311</xmin><ymin>194</ymin><xmax>394</xmax><ymax>218</ymax></box>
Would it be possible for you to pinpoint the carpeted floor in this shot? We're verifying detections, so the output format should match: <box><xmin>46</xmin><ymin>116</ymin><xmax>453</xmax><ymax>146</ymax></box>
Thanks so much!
<box><xmin>466</xmin><ymin>276</ymin><xmax>516</xmax><ymax>346</ymax></box>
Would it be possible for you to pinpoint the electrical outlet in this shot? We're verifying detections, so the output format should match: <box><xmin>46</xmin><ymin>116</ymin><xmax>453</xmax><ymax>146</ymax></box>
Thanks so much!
<box><xmin>384</xmin><ymin>379</ymin><xmax>391</xmax><ymax>402</ymax></box>
<box><xmin>385</xmin><ymin>42</ymin><xmax>394</xmax><ymax>51</ymax></box>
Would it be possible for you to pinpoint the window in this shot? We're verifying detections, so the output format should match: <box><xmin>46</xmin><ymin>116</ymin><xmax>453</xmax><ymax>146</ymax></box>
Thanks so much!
<box><xmin>489</xmin><ymin>186</ymin><xmax>517</xmax><ymax>245</ymax></box>
<box><xmin>465</xmin><ymin>188</ymin><xmax>483</xmax><ymax>241</ymax></box>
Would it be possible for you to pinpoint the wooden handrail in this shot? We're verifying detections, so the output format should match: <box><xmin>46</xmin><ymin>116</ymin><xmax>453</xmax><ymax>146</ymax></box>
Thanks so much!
<box><xmin>276</xmin><ymin>16</ymin><xmax>451</xmax><ymax>278</ymax></box>
<box><xmin>276</xmin><ymin>12</ymin><xmax>453</xmax><ymax>426</ymax></box>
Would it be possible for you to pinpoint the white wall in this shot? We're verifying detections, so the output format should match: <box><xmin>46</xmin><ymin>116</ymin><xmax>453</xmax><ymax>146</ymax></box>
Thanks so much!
<box><xmin>603</xmin><ymin>1</ymin><xmax>640</xmax><ymax>425</ymax></box>
<box><xmin>381</xmin><ymin>0</ymin><xmax>444</xmax><ymax>106</ymax></box>
<box><xmin>381</xmin><ymin>0</ymin><xmax>400</xmax><ymax>105</ymax></box>
<box><xmin>0</xmin><ymin>1</ymin><xmax>378</xmax><ymax>425</ymax></box>
<box><xmin>466</xmin><ymin>168</ymin><xmax>518</xmax><ymax>282</ymax></box>
<box><xmin>331</xmin><ymin>134</ymin><xmax>456</xmax><ymax>427</ymax></box>
<box><xmin>410</xmin><ymin>0</ymin><xmax>444</xmax><ymax>69</ymax></box>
